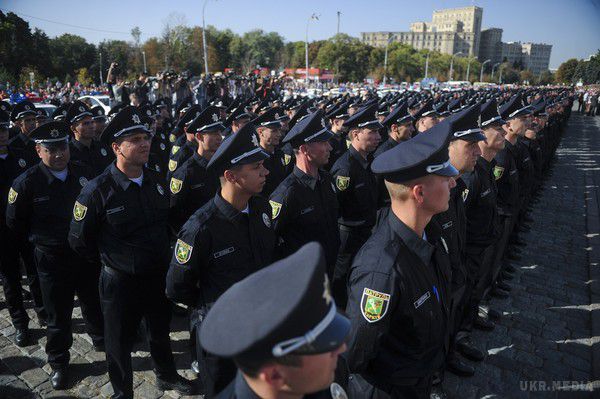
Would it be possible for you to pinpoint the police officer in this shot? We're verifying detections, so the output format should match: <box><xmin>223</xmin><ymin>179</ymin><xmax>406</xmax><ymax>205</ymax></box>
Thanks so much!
<box><xmin>68</xmin><ymin>106</ymin><xmax>194</xmax><ymax>399</ymax></box>
<box><xmin>166</xmin><ymin>123</ymin><xmax>275</xmax><ymax>395</ymax></box>
<box><xmin>222</xmin><ymin>105</ymin><xmax>253</xmax><ymax>138</ymax></box>
<box><xmin>168</xmin><ymin>106</ymin><xmax>224</xmax><ymax>232</ymax></box>
<box><xmin>200</xmin><ymin>242</ymin><xmax>350</xmax><ymax>399</ymax></box>
<box><xmin>330</xmin><ymin>104</ymin><xmax>381</xmax><ymax>307</ymax></box>
<box><xmin>253</xmin><ymin>107</ymin><xmax>291</xmax><ymax>197</ymax></box>
<box><xmin>168</xmin><ymin>105</ymin><xmax>203</xmax><ymax>175</ymax></box>
<box><xmin>269</xmin><ymin>110</ymin><xmax>340</xmax><ymax>275</ymax></box>
<box><xmin>67</xmin><ymin>101</ymin><xmax>114</xmax><ymax>176</ymax></box>
<box><xmin>414</xmin><ymin>99</ymin><xmax>440</xmax><ymax>134</ymax></box>
<box><xmin>90</xmin><ymin>105</ymin><xmax>107</xmax><ymax>140</ymax></box>
<box><xmin>436</xmin><ymin>105</ymin><xmax>486</xmax><ymax>377</ymax></box>
<box><xmin>0</xmin><ymin>109</ymin><xmax>33</xmax><ymax>347</ymax></box>
<box><xmin>461</xmin><ymin>98</ymin><xmax>504</xmax><ymax>332</ymax></box>
<box><xmin>6</xmin><ymin>121</ymin><xmax>104</xmax><ymax>389</ymax></box>
<box><xmin>346</xmin><ymin>118</ymin><xmax>455</xmax><ymax>399</ymax></box>
<box><xmin>325</xmin><ymin>104</ymin><xmax>350</xmax><ymax>170</ymax></box>
<box><xmin>490</xmin><ymin>95</ymin><xmax>532</xmax><ymax>298</ymax></box>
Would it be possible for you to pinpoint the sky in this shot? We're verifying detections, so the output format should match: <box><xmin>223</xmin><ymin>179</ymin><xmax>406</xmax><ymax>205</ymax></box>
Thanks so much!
<box><xmin>2</xmin><ymin>0</ymin><xmax>600</xmax><ymax>69</ymax></box>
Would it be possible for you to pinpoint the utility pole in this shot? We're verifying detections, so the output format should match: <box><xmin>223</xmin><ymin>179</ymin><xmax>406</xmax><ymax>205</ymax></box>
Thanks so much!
<box><xmin>337</xmin><ymin>11</ymin><xmax>341</xmax><ymax>35</ymax></box>
<box><xmin>99</xmin><ymin>51</ymin><xmax>103</xmax><ymax>85</ymax></box>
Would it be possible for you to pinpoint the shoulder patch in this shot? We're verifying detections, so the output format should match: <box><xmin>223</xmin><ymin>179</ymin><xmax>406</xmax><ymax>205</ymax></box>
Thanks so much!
<box><xmin>169</xmin><ymin>134</ymin><xmax>176</xmax><ymax>143</ymax></box>
<box><xmin>168</xmin><ymin>159</ymin><xmax>178</xmax><ymax>172</ymax></box>
<box><xmin>8</xmin><ymin>187</ymin><xmax>18</xmax><ymax>204</ymax></box>
<box><xmin>73</xmin><ymin>201</ymin><xmax>88</xmax><ymax>221</ymax></box>
<box><xmin>360</xmin><ymin>287</ymin><xmax>391</xmax><ymax>323</ymax></box>
<box><xmin>493</xmin><ymin>166</ymin><xmax>504</xmax><ymax>180</ymax></box>
<box><xmin>171</xmin><ymin>145</ymin><xmax>180</xmax><ymax>155</ymax></box>
<box><xmin>170</xmin><ymin>177</ymin><xmax>183</xmax><ymax>194</ymax></box>
<box><xmin>282</xmin><ymin>154</ymin><xmax>291</xmax><ymax>166</ymax></box>
<box><xmin>269</xmin><ymin>200</ymin><xmax>282</xmax><ymax>219</ymax></box>
<box><xmin>336</xmin><ymin>175</ymin><xmax>350</xmax><ymax>191</ymax></box>
<box><xmin>174</xmin><ymin>239</ymin><xmax>193</xmax><ymax>264</ymax></box>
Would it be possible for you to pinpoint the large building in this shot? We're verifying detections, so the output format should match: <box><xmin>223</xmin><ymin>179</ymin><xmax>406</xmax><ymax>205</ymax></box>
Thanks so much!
<box><xmin>361</xmin><ymin>6</ymin><xmax>483</xmax><ymax>57</ymax></box>
<box><xmin>361</xmin><ymin>6</ymin><xmax>552</xmax><ymax>76</ymax></box>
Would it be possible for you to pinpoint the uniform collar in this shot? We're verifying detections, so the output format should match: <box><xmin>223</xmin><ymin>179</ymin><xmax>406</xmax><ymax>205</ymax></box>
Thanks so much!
<box><xmin>110</xmin><ymin>162</ymin><xmax>148</xmax><ymax>190</ymax></box>
<box><xmin>39</xmin><ymin>161</ymin><xmax>70</xmax><ymax>184</ymax></box>
<box><xmin>71</xmin><ymin>138</ymin><xmax>97</xmax><ymax>151</ymax></box>
<box><xmin>233</xmin><ymin>372</ymin><xmax>261</xmax><ymax>399</ymax></box>
<box><xmin>477</xmin><ymin>156</ymin><xmax>495</xmax><ymax>171</ymax></box>
<box><xmin>214</xmin><ymin>192</ymin><xmax>248</xmax><ymax>222</ymax></box>
<box><xmin>348</xmin><ymin>144</ymin><xmax>370</xmax><ymax>169</ymax></box>
<box><xmin>388</xmin><ymin>210</ymin><xmax>434</xmax><ymax>266</ymax></box>
<box><xmin>293</xmin><ymin>166</ymin><xmax>319</xmax><ymax>190</ymax></box>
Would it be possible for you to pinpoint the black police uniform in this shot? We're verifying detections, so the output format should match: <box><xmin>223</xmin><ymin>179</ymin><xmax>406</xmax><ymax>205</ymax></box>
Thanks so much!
<box><xmin>68</xmin><ymin>107</ymin><xmax>183</xmax><ymax>399</ymax></box>
<box><xmin>167</xmin><ymin>105</ymin><xmax>204</xmax><ymax>175</ymax></box>
<box><xmin>7</xmin><ymin>158</ymin><xmax>104</xmax><ymax>369</ymax></box>
<box><xmin>69</xmin><ymin>139</ymin><xmax>114</xmax><ymax>176</ymax></box>
<box><xmin>346</xmin><ymin>117</ymin><xmax>456</xmax><ymax>399</ymax></box>
<box><xmin>326</xmin><ymin>132</ymin><xmax>348</xmax><ymax>171</ymax></box>
<box><xmin>168</xmin><ymin>152</ymin><xmax>219</xmax><ymax>232</ymax></box>
<box><xmin>166</xmin><ymin>123</ymin><xmax>275</xmax><ymax>395</ymax></box>
<box><xmin>261</xmin><ymin>147</ymin><xmax>292</xmax><ymax>197</ymax></box>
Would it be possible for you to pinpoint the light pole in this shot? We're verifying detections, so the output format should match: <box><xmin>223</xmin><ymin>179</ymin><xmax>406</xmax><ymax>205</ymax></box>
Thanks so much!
<box><xmin>449</xmin><ymin>51</ymin><xmax>464</xmax><ymax>81</ymax></box>
<box><xmin>498</xmin><ymin>64</ymin><xmax>504</xmax><ymax>84</ymax></box>
<box><xmin>424</xmin><ymin>50</ymin><xmax>430</xmax><ymax>79</ymax></box>
<box><xmin>480</xmin><ymin>59</ymin><xmax>491</xmax><ymax>82</ymax></box>
<box><xmin>99</xmin><ymin>51</ymin><xmax>103</xmax><ymax>85</ymax></box>
<box><xmin>305</xmin><ymin>13</ymin><xmax>319</xmax><ymax>87</ymax></box>
<box><xmin>202</xmin><ymin>0</ymin><xmax>214</xmax><ymax>76</ymax></box>
<box><xmin>336</xmin><ymin>11</ymin><xmax>341</xmax><ymax>36</ymax></box>
<box><xmin>491</xmin><ymin>63</ymin><xmax>500</xmax><ymax>80</ymax></box>
<box><xmin>142</xmin><ymin>51</ymin><xmax>147</xmax><ymax>74</ymax></box>
<box><xmin>383</xmin><ymin>34</ymin><xmax>393</xmax><ymax>86</ymax></box>
<box><xmin>465</xmin><ymin>57</ymin><xmax>472</xmax><ymax>82</ymax></box>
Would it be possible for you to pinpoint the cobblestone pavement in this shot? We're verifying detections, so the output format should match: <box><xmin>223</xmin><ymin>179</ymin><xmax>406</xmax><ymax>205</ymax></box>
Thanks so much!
<box><xmin>1</xmin><ymin>111</ymin><xmax>599</xmax><ymax>398</ymax></box>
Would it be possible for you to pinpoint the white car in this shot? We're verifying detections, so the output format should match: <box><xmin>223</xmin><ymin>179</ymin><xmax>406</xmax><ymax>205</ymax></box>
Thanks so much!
<box><xmin>78</xmin><ymin>95</ymin><xmax>112</xmax><ymax>114</ymax></box>
<box><xmin>34</xmin><ymin>103</ymin><xmax>57</xmax><ymax>118</ymax></box>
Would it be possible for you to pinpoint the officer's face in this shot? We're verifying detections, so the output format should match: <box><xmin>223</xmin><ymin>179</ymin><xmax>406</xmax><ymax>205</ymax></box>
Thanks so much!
<box><xmin>277</xmin><ymin>343</ymin><xmax>346</xmax><ymax>394</ymax></box>
<box><xmin>302</xmin><ymin>141</ymin><xmax>332</xmax><ymax>167</ymax></box>
<box><xmin>233</xmin><ymin>117</ymin><xmax>250</xmax><ymax>133</ymax></box>
<box><xmin>113</xmin><ymin>132</ymin><xmax>151</xmax><ymax>166</ymax></box>
<box><xmin>354</xmin><ymin>127</ymin><xmax>381</xmax><ymax>153</ymax></box>
<box><xmin>36</xmin><ymin>142</ymin><xmax>70</xmax><ymax>171</ymax></box>
<box><xmin>508</xmin><ymin>115</ymin><xmax>530</xmax><ymax>136</ymax></box>
<box><xmin>72</xmin><ymin>116</ymin><xmax>95</xmax><ymax>141</ymax></box>
<box><xmin>481</xmin><ymin>125</ymin><xmax>505</xmax><ymax>152</ymax></box>
<box><xmin>228</xmin><ymin>160</ymin><xmax>269</xmax><ymax>195</ymax></box>
<box><xmin>419</xmin><ymin>175</ymin><xmax>456</xmax><ymax>214</ymax></box>
<box><xmin>258</xmin><ymin>126</ymin><xmax>282</xmax><ymax>148</ymax></box>
<box><xmin>449</xmin><ymin>140</ymin><xmax>482</xmax><ymax>174</ymax></box>
<box><xmin>198</xmin><ymin>130</ymin><xmax>223</xmax><ymax>155</ymax></box>
<box><xmin>18</xmin><ymin>116</ymin><xmax>36</xmax><ymax>135</ymax></box>
<box><xmin>397</xmin><ymin>122</ymin><xmax>415</xmax><ymax>141</ymax></box>
<box><xmin>417</xmin><ymin>115</ymin><xmax>439</xmax><ymax>132</ymax></box>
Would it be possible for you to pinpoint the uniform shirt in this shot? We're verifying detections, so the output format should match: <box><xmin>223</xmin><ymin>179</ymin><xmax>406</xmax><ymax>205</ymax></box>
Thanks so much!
<box><xmin>168</xmin><ymin>152</ymin><xmax>219</xmax><ymax>232</ymax></box>
<box><xmin>261</xmin><ymin>147</ymin><xmax>292</xmax><ymax>198</ymax></box>
<box><xmin>515</xmin><ymin>137</ymin><xmax>535</xmax><ymax>200</ymax></box>
<box><xmin>269</xmin><ymin>166</ymin><xmax>340</xmax><ymax>270</ymax></box>
<box><xmin>69</xmin><ymin>139</ymin><xmax>114</xmax><ymax>177</ymax></box>
<box><xmin>216</xmin><ymin>372</ymin><xmax>342</xmax><ymax>399</ymax></box>
<box><xmin>8</xmin><ymin>133</ymin><xmax>37</xmax><ymax>171</ymax></box>
<box><xmin>7</xmin><ymin>162</ymin><xmax>92</xmax><ymax>250</ymax></box>
<box><xmin>168</xmin><ymin>138</ymin><xmax>197</xmax><ymax>177</ymax></box>
<box><xmin>147</xmin><ymin>132</ymin><xmax>170</xmax><ymax>178</ymax></box>
<box><xmin>462</xmin><ymin>157</ymin><xmax>500</xmax><ymax>250</ymax></box>
<box><xmin>325</xmin><ymin>133</ymin><xmax>347</xmax><ymax>171</ymax></box>
<box><xmin>68</xmin><ymin>163</ymin><xmax>171</xmax><ymax>275</ymax></box>
<box><xmin>522</xmin><ymin>136</ymin><xmax>543</xmax><ymax>180</ymax></box>
<box><xmin>494</xmin><ymin>140</ymin><xmax>520</xmax><ymax>216</ymax></box>
<box><xmin>346</xmin><ymin>211</ymin><xmax>449</xmax><ymax>387</ymax></box>
<box><xmin>331</xmin><ymin>145</ymin><xmax>378</xmax><ymax>228</ymax></box>
<box><xmin>0</xmin><ymin>152</ymin><xmax>23</xmax><ymax>229</ymax></box>
<box><xmin>166</xmin><ymin>193</ymin><xmax>275</xmax><ymax>307</ymax></box>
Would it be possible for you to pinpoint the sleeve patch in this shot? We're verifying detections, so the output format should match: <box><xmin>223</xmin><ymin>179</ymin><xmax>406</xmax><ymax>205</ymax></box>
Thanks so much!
<box><xmin>8</xmin><ymin>187</ymin><xmax>18</xmax><ymax>204</ymax></box>
<box><xmin>73</xmin><ymin>201</ymin><xmax>88</xmax><ymax>221</ymax></box>
<box><xmin>360</xmin><ymin>287</ymin><xmax>391</xmax><ymax>323</ymax></box>
<box><xmin>336</xmin><ymin>176</ymin><xmax>350</xmax><ymax>191</ymax></box>
<box><xmin>168</xmin><ymin>159</ymin><xmax>178</xmax><ymax>172</ymax></box>
<box><xmin>269</xmin><ymin>200</ymin><xmax>282</xmax><ymax>219</ymax></box>
<box><xmin>493</xmin><ymin>166</ymin><xmax>504</xmax><ymax>180</ymax></box>
<box><xmin>174</xmin><ymin>239</ymin><xmax>193</xmax><ymax>264</ymax></box>
<box><xmin>170</xmin><ymin>177</ymin><xmax>183</xmax><ymax>194</ymax></box>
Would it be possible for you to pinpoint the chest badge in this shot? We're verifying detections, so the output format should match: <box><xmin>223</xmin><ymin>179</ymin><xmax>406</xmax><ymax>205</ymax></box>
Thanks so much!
<box><xmin>100</xmin><ymin>148</ymin><xmax>108</xmax><ymax>156</ymax></box>
<box><xmin>360</xmin><ymin>287</ymin><xmax>391</xmax><ymax>323</ymax></box>
<box><xmin>79</xmin><ymin>177</ymin><xmax>88</xmax><ymax>187</ymax></box>
<box><xmin>160</xmin><ymin>143</ymin><xmax>166</xmax><ymax>151</ymax></box>
<box><xmin>262</xmin><ymin>212</ymin><xmax>271</xmax><ymax>228</ymax></box>
<box><xmin>330</xmin><ymin>383</ymin><xmax>348</xmax><ymax>399</ymax></box>
<box><xmin>18</xmin><ymin>158</ymin><xmax>26</xmax><ymax>168</ymax></box>
<box><xmin>156</xmin><ymin>184</ymin><xmax>165</xmax><ymax>195</ymax></box>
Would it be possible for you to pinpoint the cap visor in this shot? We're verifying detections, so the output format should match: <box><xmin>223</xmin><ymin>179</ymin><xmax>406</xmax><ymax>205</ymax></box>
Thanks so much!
<box><xmin>434</xmin><ymin>163</ymin><xmax>459</xmax><ymax>177</ymax></box>
<box><xmin>297</xmin><ymin>312</ymin><xmax>350</xmax><ymax>355</ymax></box>
<box><xmin>458</xmin><ymin>132</ymin><xmax>486</xmax><ymax>142</ymax></box>
<box><xmin>309</xmin><ymin>130</ymin><xmax>334</xmax><ymax>143</ymax></box>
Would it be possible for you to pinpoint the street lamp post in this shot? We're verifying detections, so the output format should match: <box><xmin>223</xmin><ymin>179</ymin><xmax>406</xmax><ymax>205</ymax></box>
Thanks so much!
<box><xmin>99</xmin><ymin>51</ymin><xmax>103</xmax><ymax>85</ymax></box>
<box><xmin>499</xmin><ymin>64</ymin><xmax>504</xmax><ymax>84</ymax></box>
<box><xmin>480</xmin><ymin>59</ymin><xmax>491</xmax><ymax>82</ymax></box>
<box><xmin>449</xmin><ymin>51</ymin><xmax>464</xmax><ymax>81</ymax></box>
<box><xmin>305</xmin><ymin>13</ymin><xmax>319</xmax><ymax>87</ymax></box>
<box><xmin>142</xmin><ymin>51</ymin><xmax>147</xmax><ymax>74</ymax></box>
<box><xmin>465</xmin><ymin>57</ymin><xmax>472</xmax><ymax>82</ymax></box>
<box><xmin>202</xmin><ymin>0</ymin><xmax>213</xmax><ymax>76</ymax></box>
<box><xmin>424</xmin><ymin>51</ymin><xmax>430</xmax><ymax>79</ymax></box>
<box><xmin>491</xmin><ymin>63</ymin><xmax>500</xmax><ymax>80</ymax></box>
<box><xmin>383</xmin><ymin>34</ymin><xmax>393</xmax><ymax>86</ymax></box>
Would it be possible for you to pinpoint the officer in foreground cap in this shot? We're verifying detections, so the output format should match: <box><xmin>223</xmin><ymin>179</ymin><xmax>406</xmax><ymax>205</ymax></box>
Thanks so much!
<box><xmin>67</xmin><ymin>101</ymin><xmax>113</xmax><ymax>176</ymax></box>
<box><xmin>200</xmin><ymin>242</ymin><xmax>350</xmax><ymax>399</ymax></box>
<box><xmin>430</xmin><ymin>105</ymin><xmax>486</xmax><ymax>378</ymax></box>
<box><xmin>346</xmin><ymin>119</ymin><xmax>456</xmax><ymax>399</ymax></box>
<box><xmin>6</xmin><ymin>121</ymin><xmax>103</xmax><ymax>389</ymax></box>
<box><xmin>166</xmin><ymin>123</ymin><xmax>275</xmax><ymax>395</ymax></box>
<box><xmin>252</xmin><ymin>107</ymin><xmax>291</xmax><ymax>197</ymax></box>
<box><xmin>330</xmin><ymin>104</ymin><xmax>381</xmax><ymax>307</ymax></box>
<box><xmin>269</xmin><ymin>110</ymin><xmax>340</xmax><ymax>274</ymax></box>
<box><xmin>168</xmin><ymin>105</ymin><xmax>224</xmax><ymax>232</ymax></box>
<box><xmin>69</xmin><ymin>106</ymin><xmax>194</xmax><ymax>398</ymax></box>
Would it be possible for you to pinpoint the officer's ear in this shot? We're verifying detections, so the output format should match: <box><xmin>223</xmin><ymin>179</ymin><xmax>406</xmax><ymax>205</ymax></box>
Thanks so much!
<box><xmin>111</xmin><ymin>141</ymin><xmax>122</xmax><ymax>156</ymax></box>
<box><xmin>35</xmin><ymin>144</ymin><xmax>43</xmax><ymax>159</ymax></box>
<box><xmin>195</xmin><ymin>132</ymin><xmax>204</xmax><ymax>143</ymax></box>
<box><xmin>413</xmin><ymin>183</ymin><xmax>425</xmax><ymax>204</ymax></box>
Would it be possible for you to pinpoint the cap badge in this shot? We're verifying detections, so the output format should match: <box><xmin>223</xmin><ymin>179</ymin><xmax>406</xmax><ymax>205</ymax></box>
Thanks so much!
<box><xmin>212</xmin><ymin>113</ymin><xmax>219</xmax><ymax>122</ymax></box>
<box><xmin>323</xmin><ymin>274</ymin><xmax>332</xmax><ymax>305</ymax></box>
<box><xmin>79</xmin><ymin>106</ymin><xmax>85</xmax><ymax>112</ymax></box>
<box><xmin>50</xmin><ymin>129</ymin><xmax>60</xmax><ymax>138</ymax></box>
<box><xmin>251</xmin><ymin>133</ymin><xmax>259</xmax><ymax>147</ymax></box>
<box><xmin>132</xmin><ymin>114</ymin><xmax>141</xmax><ymax>124</ymax></box>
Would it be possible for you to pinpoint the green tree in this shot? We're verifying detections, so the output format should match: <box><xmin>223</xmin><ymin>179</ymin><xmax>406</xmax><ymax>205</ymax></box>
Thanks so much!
<box><xmin>555</xmin><ymin>58</ymin><xmax>580</xmax><ymax>84</ymax></box>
